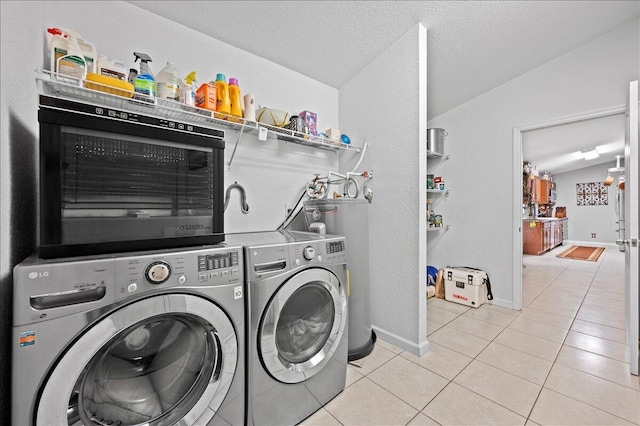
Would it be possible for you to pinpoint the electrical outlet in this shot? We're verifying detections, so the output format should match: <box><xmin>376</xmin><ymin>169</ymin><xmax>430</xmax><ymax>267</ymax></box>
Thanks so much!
<box><xmin>591</xmin><ymin>233</ymin><xmax>596</xmax><ymax>238</ymax></box>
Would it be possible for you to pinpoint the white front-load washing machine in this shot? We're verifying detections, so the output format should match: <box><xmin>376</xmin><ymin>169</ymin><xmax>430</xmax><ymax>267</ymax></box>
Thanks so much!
<box><xmin>12</xmin><ymin>244</ymin><xmax>245</xmax><ymax>426</ymax></box>
<box><xmin>226</xmin><ymin>230</ymin><xmax>348</xmax><ymax>426</ymax></box>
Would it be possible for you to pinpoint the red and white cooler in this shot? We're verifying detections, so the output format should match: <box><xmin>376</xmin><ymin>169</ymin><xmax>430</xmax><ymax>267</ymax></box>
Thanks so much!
<box><xmin>443</xmin><ymin>267</ymin><xmax>493</xmax><ymax>308</ymax></box>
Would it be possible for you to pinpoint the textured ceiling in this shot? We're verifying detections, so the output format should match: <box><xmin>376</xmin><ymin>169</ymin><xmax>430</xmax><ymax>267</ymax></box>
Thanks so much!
<box><xmin>127</xmin><ymin>1</ymin><xmax>637</xmax><ymax>175</ymax></box>
<box><xmin>127</xmin><ymin>0</ymin><xmax>639</xmax><ymax>120</ymax></box>
<box><xmin>523</xmin><ymin>113</ymin><xmax>626</xmax><ymax>176</ymax></box>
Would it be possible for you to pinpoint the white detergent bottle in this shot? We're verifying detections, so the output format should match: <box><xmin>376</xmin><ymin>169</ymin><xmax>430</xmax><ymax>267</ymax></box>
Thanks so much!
<box><xmin>56</xmin><ymin>32</ymin><xmax>87</xmax><ymax>80</ymax></box>
<box><xmin>156</xmin><ymin>62</ymin><xmax>181</xmax><ymax>101</ymax></box>
<box><xmin>63</xmin><ymin>28</ymin><xmax>97</xmax><ymax>74</ymax></box>
<box><xmin>97</xmin><ymin>55</ymin><xmax>127</xmax><ymax>81</ymax></box>
<box><xmin>46</xmin><ymin>28</ymin><xmax>96</xmax><ymax>77</ymax></box>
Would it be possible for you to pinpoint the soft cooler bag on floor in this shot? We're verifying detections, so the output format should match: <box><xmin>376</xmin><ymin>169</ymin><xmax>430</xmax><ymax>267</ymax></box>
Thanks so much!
<box><xmin>443</xmin><ymin>267</ymin><xmax>493</xmax><ymax>308</ymax></box>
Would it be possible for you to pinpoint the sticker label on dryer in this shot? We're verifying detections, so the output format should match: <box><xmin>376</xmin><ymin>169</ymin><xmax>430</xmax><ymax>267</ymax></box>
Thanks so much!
<box><xmin>234</xmin><ymin>286</ymin><xmax>243</xmax><ymax>300</ymax></box>
<box><xmin>19</xmin><ymin>330</ymin><xmax>36</xmax><ymax>347</ymax></box>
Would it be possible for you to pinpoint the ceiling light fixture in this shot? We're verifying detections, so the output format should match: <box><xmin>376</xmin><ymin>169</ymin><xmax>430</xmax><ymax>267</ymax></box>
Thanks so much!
<box><xmin>582</xmin><ymin>148</ymin><xmax>600</xmax><ymax>160</ymax></box>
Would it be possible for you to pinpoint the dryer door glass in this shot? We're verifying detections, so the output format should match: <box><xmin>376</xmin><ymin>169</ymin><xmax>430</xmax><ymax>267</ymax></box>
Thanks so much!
<box><xmin>260</xmin><ymin>268</ymin><xmax>347</xmax><ymax>384</ymax></box>
<box><xmin>276</xmin><ymin>283</ymin><xmax>335</xmax><ymax>364</ymax></box>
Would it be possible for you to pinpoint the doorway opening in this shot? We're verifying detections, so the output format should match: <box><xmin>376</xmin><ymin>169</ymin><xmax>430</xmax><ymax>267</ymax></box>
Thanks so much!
<box><xmin>511</xmin><ymin>105</ymin><xmax>625</xmax><ymax>310</ymax></box>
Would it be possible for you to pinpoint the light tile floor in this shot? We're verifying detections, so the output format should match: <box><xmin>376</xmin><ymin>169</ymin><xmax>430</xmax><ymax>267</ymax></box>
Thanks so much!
<box><xmin>301</xmin><ymin>245</ymin><xmax>640</xmax><ymax>425</ymax></box>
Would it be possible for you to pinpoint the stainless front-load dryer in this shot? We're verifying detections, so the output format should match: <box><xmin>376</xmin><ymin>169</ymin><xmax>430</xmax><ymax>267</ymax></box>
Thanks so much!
<box><xmin>226</xmin><ymin>230</ymin><xmax>348</xmax><ymax>426</ymax></box>
<box><xmin>12</xmin><ymin>245</ymin><xmax>245</xmax><ymax>426</ymax></box>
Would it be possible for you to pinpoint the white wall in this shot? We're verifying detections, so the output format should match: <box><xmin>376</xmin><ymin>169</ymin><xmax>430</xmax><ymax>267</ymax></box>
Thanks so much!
<box><xmin>0</xmin><ymin>0</ymin><xmax>347</xmax><ymax>416</ymax></box>
<box><xmin>554</xmin><ymin>161</ymin><xmax>621</xmax><ymax>244</ymax></box>
<box><xmin>339</xmin><ymin>24</ymin><xmax>429</xmax><ymax>355</ymax></box>
<box><xmin>427</xmin><ymin>19</ymin><xmax>639</xmax><ymax>309</ymax></box>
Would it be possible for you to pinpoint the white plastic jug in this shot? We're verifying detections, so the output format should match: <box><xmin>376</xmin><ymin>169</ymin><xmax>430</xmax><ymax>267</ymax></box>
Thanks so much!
<box><xmin>97</xmin><ymin>55</ymin><xmax>127</xmax><ymax>81</ymax></box>
<box><xmin>46</xmin><ymin>28</ymin><xmax>97</xmax><ymax>75</ymax></box>
<box><xmin>156</xmin><ymin>62</ymin><xmax>181</xmax><ymax>101</ymax></box>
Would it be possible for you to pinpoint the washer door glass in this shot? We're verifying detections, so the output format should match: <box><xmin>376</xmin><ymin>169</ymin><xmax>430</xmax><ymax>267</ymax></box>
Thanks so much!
<box><xmin>71</xmin><ymin>314</ymin><xmax>216</xmax><ymax>425</ymax></box>
<box><xmin>36</xmin><ymin>294</ymin><xmax>238</xmax><ymax>426</ymax></box>
<box><xmin>260</xmin><ymin>268</ymin><xmax>346</xmax><ymax>384</ymax></box>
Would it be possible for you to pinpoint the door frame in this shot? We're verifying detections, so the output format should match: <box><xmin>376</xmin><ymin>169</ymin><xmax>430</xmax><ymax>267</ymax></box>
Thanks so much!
<box><xmin>511</xmin><ymin>105</ymin><xmax>625</xmax><ymax>310</ymax></box>
<box><xmin>624</xmin><ymin>80</ymin><xmax>639</xmax><ymax>375</ymax></box>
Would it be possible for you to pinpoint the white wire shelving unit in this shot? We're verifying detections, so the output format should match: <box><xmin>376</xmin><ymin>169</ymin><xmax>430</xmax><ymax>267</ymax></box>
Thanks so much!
<box><xmin>35</xmin><ymin>69</ymin><xmax>361</xmax><ymax>164</ymax></box>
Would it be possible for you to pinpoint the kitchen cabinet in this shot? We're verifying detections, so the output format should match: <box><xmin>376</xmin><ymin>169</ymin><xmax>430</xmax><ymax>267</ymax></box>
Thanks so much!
<box><xmin>561</xmin><ymin>218</ymin><xmax>568</xmax><ymax>244</ymax></box>
<box><xmin>523</xmin><ymin>219</ymin><xmax>563</xmax><ymax>255</ymax></box>
<box><xmin>551</xmin><ymin>220</ymin><xmax>563</xmax><ymax>248</ymax></box>
<box><xmin>542</xmin><ymin>221</ymin><xmax>552</xmax><ymax>252</ymax></box>
<box><xmin>525</xmin><ymin>176</ymin><xmax>554</xmax><ymax>205</ymax></box>
<box><xmin>537</xmin><ymin>178</ymin><xmax>549</xmax><ymax>204</ymax></box>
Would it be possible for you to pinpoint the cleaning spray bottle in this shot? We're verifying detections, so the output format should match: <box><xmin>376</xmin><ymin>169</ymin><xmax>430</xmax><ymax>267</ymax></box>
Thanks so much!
<box><xmin>180</xmin><ymin>71</ymin><xmax>197</xmax><ymax>106</ymax></box>
<box><xmin>133</xmin><ymin>52</ymin><xmax>156</xmax><ymax>99</ymax></box>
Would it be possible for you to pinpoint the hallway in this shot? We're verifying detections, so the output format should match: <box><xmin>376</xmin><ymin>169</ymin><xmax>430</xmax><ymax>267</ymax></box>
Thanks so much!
<box><xmin>302</xmin><ymin>245</ymin><xmax>640</xmax><ymax>425</ymax></box>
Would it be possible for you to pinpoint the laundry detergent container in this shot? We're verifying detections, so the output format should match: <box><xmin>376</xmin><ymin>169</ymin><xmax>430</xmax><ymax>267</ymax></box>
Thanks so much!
<box><xmin>302</xmin><ymin>198</ymin><xmax>376</xmax><ymax>361</ymax></box>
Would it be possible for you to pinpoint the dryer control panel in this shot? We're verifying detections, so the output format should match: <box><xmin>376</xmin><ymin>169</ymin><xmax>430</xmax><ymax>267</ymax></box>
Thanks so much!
<box><xmin>290</xmin><ymin>237</ymin><xmax>347</xmax><ymax>269</ymax></box>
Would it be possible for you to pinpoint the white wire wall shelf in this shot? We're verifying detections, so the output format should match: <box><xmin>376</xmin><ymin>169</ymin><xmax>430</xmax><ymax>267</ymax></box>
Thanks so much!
<box><xmin>427</xmin><ymin>225</ymin><xmax>451</xmax><ymax>231</ymax></box>
<box><xmin>35</xmin><ymin>69</ymin><xmax>360</xmax><ymax>154</ymax></box>
<box><xmin>427</xmin><ymin>189</ymin><xmax>451</xmax><ymax>197</ymax></box>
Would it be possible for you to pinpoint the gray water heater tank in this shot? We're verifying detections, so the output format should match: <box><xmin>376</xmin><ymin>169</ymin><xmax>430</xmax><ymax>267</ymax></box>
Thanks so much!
<box><xmin>302</xmin><ymin>198</ymin><xmax>376</xmax><ymax>361</ymax></box>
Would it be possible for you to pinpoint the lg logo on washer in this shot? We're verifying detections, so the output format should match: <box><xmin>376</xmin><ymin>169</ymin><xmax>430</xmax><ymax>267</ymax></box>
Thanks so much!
<box><xmin>28</xmin><ymin>271</ymin><xmax>49</xmax><ymax>279</ymax></box>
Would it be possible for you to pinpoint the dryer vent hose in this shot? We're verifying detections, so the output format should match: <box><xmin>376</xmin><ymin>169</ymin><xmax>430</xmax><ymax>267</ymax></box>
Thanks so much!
<box><xmin>224</xmin><ymin>181</ymin><xmax>249</xmax><ymax>214</ymax></box>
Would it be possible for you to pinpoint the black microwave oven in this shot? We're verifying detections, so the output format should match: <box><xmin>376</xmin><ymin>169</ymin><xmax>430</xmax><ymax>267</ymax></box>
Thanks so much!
<box><xmin>38</xmin><ymin>95</ymin><xmax>225</xmax><ymax>258</ymax></box>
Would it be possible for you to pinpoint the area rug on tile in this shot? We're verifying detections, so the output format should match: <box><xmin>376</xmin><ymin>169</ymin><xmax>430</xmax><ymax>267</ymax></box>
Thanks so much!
<box><xmin>556</xmin><ymin>245</ymin><xmax>605</xmax><ymax>262</ymax></box>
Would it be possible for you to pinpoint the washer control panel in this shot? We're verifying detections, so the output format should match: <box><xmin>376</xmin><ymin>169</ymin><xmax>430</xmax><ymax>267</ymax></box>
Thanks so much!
<box><xmin>303</xmin><ymin>246</ymin><xmax>316</xmax><ymax>261</ymax></box>
<box><xmin>145</xmin><ymin>261</ymin><xmax>172</xmax><ymax>284</ymax></box>
<box><xmin>114</xmin><ymin>245</ymin><xmax>243</xmax><ymax>300</ymax></box>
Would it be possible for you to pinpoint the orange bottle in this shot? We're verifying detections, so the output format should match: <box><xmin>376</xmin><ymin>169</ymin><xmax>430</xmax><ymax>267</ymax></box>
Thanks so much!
<box><xmin>214</xmin><ymin>73</ymin><xmax>230</xmax><ymax>118</ymax></box>
<box><xmin>228</xmin><ymin>77</ymin><xmax>242</xmax><ymax>122</ymax></box>
<box><xmin>195</xmin><ymin>82</ymin><xmax>217</xmax><ymax>112</ymax></box>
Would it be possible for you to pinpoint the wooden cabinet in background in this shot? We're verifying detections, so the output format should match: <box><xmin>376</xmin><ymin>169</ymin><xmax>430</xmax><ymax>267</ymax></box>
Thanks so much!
<box><xmin>537</xmin><ymin>178</ymin><xmax>550</xmax><ymax>204</ymax></box>
<box><xmin>542</xmin><ymin>221</ymin><xmax>552</xmax><ymax>252</ymax></box>
<box><xmin>528</xmin><ymin>177</ymin><xmax>553</xmax><ymax>205</ymax></box>
<box><xmin>551</xmin><ymin>220</ymin><xmax>563</xmax><ymax>247</ymax></box>
<box><xmin>523</xmin><ymin>219</ymin><xmax>563</xmax><ymax>255</ymax></box>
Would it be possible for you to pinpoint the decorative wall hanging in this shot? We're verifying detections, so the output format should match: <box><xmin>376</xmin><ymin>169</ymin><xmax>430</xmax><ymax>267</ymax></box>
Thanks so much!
<box><xmin>576</xmin><ymin>182</ymin><xmax>608</xmax><ymax>206</ymax></box>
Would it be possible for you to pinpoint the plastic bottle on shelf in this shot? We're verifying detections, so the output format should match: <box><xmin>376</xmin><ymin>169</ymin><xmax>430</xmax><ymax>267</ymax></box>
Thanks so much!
<box><xmin>133</xmin><ymin>52</ymin><xmax>156</xmax><ymax>98</ymax></box>
<box><xmin>97</xmin><ymin>56</ymin><xmax>127</xmax><ymax>81</ymax></box>
<box><xmin>63</xmin><ymin>29</ymin><xmax>97</xmax><ymax>74</ymax></box>
<box><xmin>243</xmin><ymin>93</ymin><xmax>256</xmax><ymax>122</ymax></box>
<box><xmin>180</xmin><ymin>71</ymin><xmax>197</xmax><ymax>106</ymax></box>
<box><xmin>196</xmin><ymin>82</ymin><xmax>217</xmax><ymax>112</ymax></box>
<box><xmin>214</xmin><ymin>73</ymin><xmax>230</xmax><ymax>118</ymax></box>
<box><xmin>47</xmin><ymin>28</ymin><xmax>87</xmax><ymax>80</ymax></box>
<box><xmin>46</xmin><ymin>28</ymin><xmax>97</xmax><ymax>77</ymax></box>
<box><xmin>128</xmin><ymin>68</ymin><xmax>138</xmax><ymax>85</ymax></box>
<box><xmin>228</xmin><ymin>77</ymin><xmax>242</xmax><ymax>122</ymax></box>
<box><xmin>156</xmin><ymin>62</ymin><xmax>181</xmax><ymax>101</ymax></box>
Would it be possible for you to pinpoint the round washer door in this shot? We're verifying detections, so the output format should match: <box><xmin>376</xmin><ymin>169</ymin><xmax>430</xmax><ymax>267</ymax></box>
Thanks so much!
<box><xmin>260</xmin><ymin>268</ymin><xmax>347</xmax><ymax>384</ymax></box>
<box><xmin>36</xmin><ymin>293</ymin><xmax>237</xmax><ymax>426</ymax></box>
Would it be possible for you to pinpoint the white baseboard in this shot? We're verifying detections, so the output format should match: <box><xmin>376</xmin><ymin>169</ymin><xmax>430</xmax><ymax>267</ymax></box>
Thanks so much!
<box><xmin>489</xmin><ymin>297</ymin><xmax>515</xmax><ymax>310</ymax></box>
<box><xmin>566</xmin><ymin>240</ymin><xmax>618</xmax><ymax>248</ymax></box>
<box><xmin>371</xmin><ymin>325</ymin><xmax>430</xmax><ymax>356</ymax></box>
